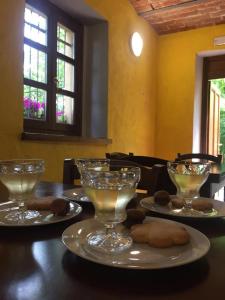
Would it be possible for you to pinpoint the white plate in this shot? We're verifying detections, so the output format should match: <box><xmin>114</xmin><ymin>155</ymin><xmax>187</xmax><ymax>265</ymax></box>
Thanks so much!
<box><xmin>0</xmin><ymin>201</ymin><xmax>82</xmax><ymax>227</ymax></box>
<box><xmin>62</xmin><ymin>217</ymin><xmax>210</xmax><ymax>269</ymax></box>
<box><xmin>63</xmin><ymin>188</ymin><xmax>90</xmax><ymax>203</ymax></box>
<box><xmin>141</xmin><ymin>196</ymin><xmax>225</xmax><ymax>218</ymax></box>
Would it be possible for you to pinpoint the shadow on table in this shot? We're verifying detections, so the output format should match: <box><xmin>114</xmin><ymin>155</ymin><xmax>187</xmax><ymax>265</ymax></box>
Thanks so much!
<box><xmin>62</xmin><ymin>250</ymin><xmax>209</xmax><ymax>296</ymax></box>
<box><xmin>0</xmin><ymin>215</ymin><xmax>83</xmax><ymax>242</ymax></box>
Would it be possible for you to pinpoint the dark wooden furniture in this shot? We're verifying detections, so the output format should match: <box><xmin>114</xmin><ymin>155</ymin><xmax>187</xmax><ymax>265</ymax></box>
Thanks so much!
<box><xmin>105</xmin><ymin>152</ymin><xmax>134</xmax><ymax>159</ymax></box>
<box><xmin>110</xmin><ymin>155</ymin><xmax>176</xmax><ymax>195</ymax></box>
<box><xmin>117</xmin><ymin>155</ymin><xmax>168</xmax><ymax>166</ymax></box>
<box><xmin>63</xmin><ymin>158</ymin><xmax>167</xmax><ymax>195</ymax></box>
<box><xmin>63</xmin><ymin>158</ymin><xmax>177</xmax><ymax>195</ymax></box>
<box><xmin>63</xmin><ymin>158</ymin><xmax>80</xmax><ymax>184</ymax></box>
<box><xmin>63</xmin><ymin>157</ymin><xmax>225</xmax><ymax>198</ymax></box>
<box><xmin>1</xmin><ymin>181</ymin><xmax>225</xmax><ymax>300</ymax></box>
<box><xmin>176</xmin><ymin>153</ymin><xmax>222</xmax><ymax>164</ymax></box>
<box><xmin>110</xmin><ymin>159</ymin><xmax>162</xmax><ymax>195</ymax></box>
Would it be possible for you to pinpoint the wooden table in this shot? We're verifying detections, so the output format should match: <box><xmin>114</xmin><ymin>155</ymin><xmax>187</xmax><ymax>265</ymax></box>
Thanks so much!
<box><xmin>200</xmin><ymin>163</ymin><xmax>225</xmax><ymax>198</ymax></box>
<box><xmin>1</xmin><ymin>181</ymin><xmax>225</xmax><ymax>300</ymax></box>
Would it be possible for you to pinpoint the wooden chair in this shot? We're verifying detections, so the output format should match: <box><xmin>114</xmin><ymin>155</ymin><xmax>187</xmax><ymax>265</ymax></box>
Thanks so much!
<box><xmin>176</xmin><ymin>153</ymin><xmax>222</xmax><ymax>164</ymax></box>
<box><xmin>105</xmin><ymin>152</ymin><xmax>134</xmax><ymax>159</ymax></box>
<box><xmin>110</xmin><ymin>159</ymin><xmax>161</xmax><ymax>195</ymax></box>
<box><xmin>112</xmin><ymin>155</ymin><xmax>176</xmax><ymax>194</ymax></box>
<box><xmin>63</xmin><ymin>158</ymin><xmax>176</xmax><ymax>195</ymax></box>
<box><xmin>116</xmin><ymin>155</ymin><xmax>168</xmax><ymax>167</ymax></box>
<box><xmin>63</xmin><ymin>158</ymin><xmax>80</xmax><ymax>184</ymax></box>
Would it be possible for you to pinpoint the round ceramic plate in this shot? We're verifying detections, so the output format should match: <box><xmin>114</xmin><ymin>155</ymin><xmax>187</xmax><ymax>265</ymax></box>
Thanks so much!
<box><xmin>140</xmin><ymin>196</ymin><xmax>225</xmax><ymax>218</ymax></box>
<box><xmin>0</xmin><ymin>201</ymin><xmax>82</xmax><ymax>227</ymax></box>
<box><xmin>63</xmin><ymin>188</ymin><xmax>90</xmax><ymax>203</ymax></box>
<box><xmin>62</xmin><ymin>217</ymin><xmax>210</xmax><ymax>269</ymax></box>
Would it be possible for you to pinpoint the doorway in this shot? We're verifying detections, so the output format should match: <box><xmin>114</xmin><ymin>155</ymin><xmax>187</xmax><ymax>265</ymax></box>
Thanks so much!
<box><xmin>201</xmin><ymin>55</ymin><xmax>225</xmax><ymax>157</ymax></box>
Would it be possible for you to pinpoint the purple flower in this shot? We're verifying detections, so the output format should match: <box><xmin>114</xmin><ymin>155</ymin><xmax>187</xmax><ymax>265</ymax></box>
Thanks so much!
<box><xmin>56</xmin><ymin>111</ymin><xmax>63</xmax><ymax>116</ymax></box>
<box><xmin>24</xmin><ymin>97</ymin><xmax>32</xmax><ymax>109</ymax></box>
<box><xmin>24</xmin><ymin>96</ymin><xmax>45</xmax><ymax>117</ymax></box>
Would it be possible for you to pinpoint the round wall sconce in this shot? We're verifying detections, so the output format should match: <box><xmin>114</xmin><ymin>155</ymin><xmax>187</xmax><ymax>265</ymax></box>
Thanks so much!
<box><xmin>130</xmin><ymin>32</ymin><xmax>143</xmax><ymax>57</ymax></box>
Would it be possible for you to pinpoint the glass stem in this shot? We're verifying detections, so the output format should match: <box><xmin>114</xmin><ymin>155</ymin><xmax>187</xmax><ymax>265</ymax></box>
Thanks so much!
<box><xmin>184</xmin><ymin>198</ymin><xmax>192</xmax><ymax>209</ymax></box>
<box><xmin>105</xmin><ymin>224</ymin><xmax>116</xmax><ymax>237</ymax></box>
<box><xmin>18</xmin><ymin>198</ymin><xmax>26</xmax><ymax>222</ymax></box>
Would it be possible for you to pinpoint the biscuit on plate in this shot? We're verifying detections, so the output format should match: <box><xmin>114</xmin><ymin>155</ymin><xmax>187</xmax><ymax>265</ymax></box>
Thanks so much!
<box><xmin>130</xmin><ymin>221</ymin><xmax>190</xmax><ymax>248</ymax></box>
<box><xmin>191</xmin><ymin>199</ymin><xmax>213</xmax><ymax>212</ymax></box>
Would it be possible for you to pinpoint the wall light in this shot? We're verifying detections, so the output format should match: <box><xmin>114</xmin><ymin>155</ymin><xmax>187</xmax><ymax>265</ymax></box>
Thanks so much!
<box><xmin>130</xmin><ymin>32</ymin><xmax>143</xmax><ymax>57</ymax></box>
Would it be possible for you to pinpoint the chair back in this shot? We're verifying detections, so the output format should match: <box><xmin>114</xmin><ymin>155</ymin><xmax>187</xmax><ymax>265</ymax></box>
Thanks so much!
<box><xmin>117</xmin><ymin>155</ymin><xmax>168</xmax><ymax>167</ymax></box>
<box><xmin>113</xmin><ymin>155</ymin><xmax>177</xmax><ymax>194</ymax></box>
<box><xmin>63</xmin><ymin>158</ymin><xmax>80</xmax><ymax>184</ymax></box>
<box><xmin>105</xmin><ymin>152</ymin><xmax>134</xmax><ymax>159</ymax></box>
<box><xmin>176</xmin><ymin>153</ymin><xmax>222</xmax><ymax>164</ymax></box>
<box><xmin>63</xmin><ymin>158</ymin><xmax>176</xmax><ymax>195</ymax></box>
<box><xmin>109</xmin><ymin>159</ymin><xmax>161</xmax><ymax>195</ymax></box>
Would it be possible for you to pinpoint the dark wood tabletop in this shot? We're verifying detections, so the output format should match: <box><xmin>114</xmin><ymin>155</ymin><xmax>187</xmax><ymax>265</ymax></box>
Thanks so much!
<box><xmin>1</xmin><ymin>181</ymin><xmax>225</xmax><ymax>300</ymax></box>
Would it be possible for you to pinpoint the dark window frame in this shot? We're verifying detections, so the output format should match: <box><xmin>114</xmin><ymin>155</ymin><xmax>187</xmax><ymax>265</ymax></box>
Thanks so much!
<box><xmin>24</xmin><ymin>0</ymin><xmax>83</xmax><ymax>136</ymax></box>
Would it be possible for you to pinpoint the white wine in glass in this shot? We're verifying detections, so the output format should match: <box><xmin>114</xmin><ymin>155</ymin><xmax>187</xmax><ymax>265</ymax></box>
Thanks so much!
<box><xmin>0</xmin><ymin>159</ymin><xmax>45</xmax><ymax>223</ymax></box>
<box><xmin>167</xmin><ymin>160</ymin><xmax>210</xmax><ymax>208</ymax></box>
<box><xmin>81</xmin><ymin>165</ymin><xmax>140</xmax><ymax>254</ymax></box>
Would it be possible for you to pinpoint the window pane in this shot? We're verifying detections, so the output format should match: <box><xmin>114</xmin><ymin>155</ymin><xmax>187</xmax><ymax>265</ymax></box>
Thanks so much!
<box><xmin>56</xmin><ymin>94</ymin><xmax>74</xmax><ymax>124</ymax></box>
<box><xmin>24</xmin><ymin>5</ymin><xmax>47</xmax><ymax>46</ymax></box>
<box><xmin>24</xmin><ymin>44</ymin><xmax>47</xmax><ymax>83</ymax></box>
<box><xmin>57</xmin><ymin>23</ymin><xmax>74</xmax><ymax>58</ymax></box>
<box><xmin>24</xmin><ymin>85</ymin><xmax>46</xmax><ymax>121</ymax></box>
<box><xmin>57</xmin><ymin>59</ymin><xmax>74</xmax><ymax>92</ymax></box>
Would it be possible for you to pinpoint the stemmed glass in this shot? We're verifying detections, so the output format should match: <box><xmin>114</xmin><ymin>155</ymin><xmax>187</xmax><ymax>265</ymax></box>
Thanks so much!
<box><xmin>0</xmin><ymin>159</ymin><xmax>45</xmax><ymax>223</ymax></box>
<box><xmin>167</xmin><ymin>160</ymin><xmax>211</xmax><ymax>209</ymax></box>
<box><xmin>75</xmin><ymin>158</ymin><xmax>110</xmax><ymax>201</ymax></box>
<box><xmin>81</xmin><ymin>165</ymin><xmax>140</xmax><ymax>253</ymax></box>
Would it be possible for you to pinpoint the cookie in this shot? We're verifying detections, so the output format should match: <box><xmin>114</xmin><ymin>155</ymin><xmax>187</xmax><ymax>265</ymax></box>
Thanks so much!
<box><xmin>27</xmin><ymin>196</ymin><xmax>55</xmax><ymax>210</ymax></box>
<box><xmin>27</xmin><ymin>197</ymin><xmax>70</xmax><ymax>216</ymax></box>
<box><xmin>191</xmin><ymin>199</ymin><xmax>213</xmax><ymax>212</ymax></box>
<box><xmin>130</xmin><ymin>221</ymin><xmax>190</xmax><ymax>248</ymax></box>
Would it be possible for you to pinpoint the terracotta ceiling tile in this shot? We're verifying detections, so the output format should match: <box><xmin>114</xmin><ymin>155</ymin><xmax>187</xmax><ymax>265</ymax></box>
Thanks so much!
<box><xmin>129</xmin><ymin>0</ymin><xmax>225</xmax><ymax>34</ymax></box>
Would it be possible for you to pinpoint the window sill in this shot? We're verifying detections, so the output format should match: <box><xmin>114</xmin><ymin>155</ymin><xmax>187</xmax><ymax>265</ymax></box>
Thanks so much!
<box><xmin>21</xmin><ymin>132</ymin><xmax>112</xmax><ymax>145</ymax></box>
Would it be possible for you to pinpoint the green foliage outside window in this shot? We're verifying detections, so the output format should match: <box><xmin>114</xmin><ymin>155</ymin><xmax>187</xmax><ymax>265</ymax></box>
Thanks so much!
<box><xmin>212</xmin><ymin>79</ymin><xmax>225</xmax><ymax>155</ymax></box>
<box><xmin>220</xmin><ymin>109</ymin><xmax>225</xmax><ymax>155</ymax></box>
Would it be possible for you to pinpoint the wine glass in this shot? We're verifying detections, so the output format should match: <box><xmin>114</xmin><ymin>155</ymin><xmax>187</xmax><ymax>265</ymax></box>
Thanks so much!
<box><xmin>81</xmin><ymin>165</ymin><xmax>140</xmax><ymax>253</ymax></box>
<box><xmin>167</xmin><ymin>160</ymin><xmax>211</xmax><ymax>209</ymax></box>
<box><xmin>75</xmin><ymin>158</ymin><xmax>110</xmax><ymax>201</ymax></box>
<box><xmin>0</xmin><ymin>159</ymin><xmax>45</xmax><ymax>223</ymax></box>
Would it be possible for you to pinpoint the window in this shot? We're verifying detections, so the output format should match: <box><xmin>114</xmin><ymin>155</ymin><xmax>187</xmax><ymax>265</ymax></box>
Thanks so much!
<box><xmin>23</xmin><ymin>0</ymin><xmax>83</xmax><ymax>136</ymax></box>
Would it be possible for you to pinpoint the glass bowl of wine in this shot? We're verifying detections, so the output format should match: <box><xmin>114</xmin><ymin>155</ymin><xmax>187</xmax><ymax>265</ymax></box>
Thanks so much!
<box><xmin>75</xmin><ymin>158</ymin><xmax>110</xmax><ymax>202</ymax></box>
<box><xmin>81</xmin><ymin>165</ymin><xmax>140</xmax><ymax>254</ymax></box>
<box><xmin>167</xmin><ymin>160</ymin><xmax>211</xmax><ymax>209</ymax></box>
<box><xmin>0</xmin><ymin>159</ymin><xmax>45</xmax><ymax>223</ymax></box>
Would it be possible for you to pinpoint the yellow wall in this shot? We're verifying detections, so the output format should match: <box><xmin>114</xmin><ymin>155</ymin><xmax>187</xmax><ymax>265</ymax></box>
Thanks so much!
<box><xmin>156</xmin><ymin>24</ymin><xmax>225</xmax><ymax>160</ymax></box>
<box><xmin>3</xmin><ymin>0</ymin><xmax>225</xmax><ymax>183</ymax></box>
<box><xmin>0</xmin><ymin>0</ymin><xmax>158</xmax><ymax>182</ymax></box>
